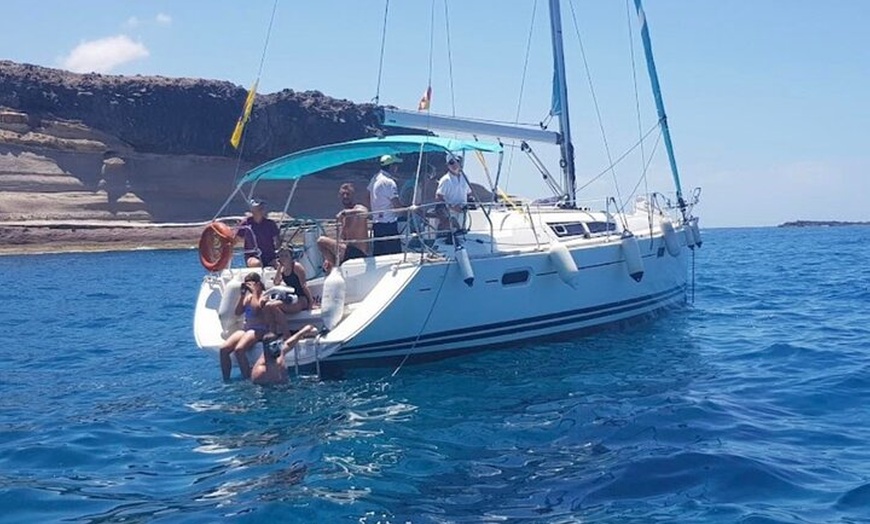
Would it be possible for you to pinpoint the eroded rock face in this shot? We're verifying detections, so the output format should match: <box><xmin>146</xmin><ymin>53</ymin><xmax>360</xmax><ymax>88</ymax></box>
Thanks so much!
<box><xmin>0</xmin><ymin>61</ymin><xmax>438</xmax><ymax>225</ymax></box>
<box><xmin>0</xmin><ymin>60</ymin><xmax>381</xmax><ymax>162</ymax></box>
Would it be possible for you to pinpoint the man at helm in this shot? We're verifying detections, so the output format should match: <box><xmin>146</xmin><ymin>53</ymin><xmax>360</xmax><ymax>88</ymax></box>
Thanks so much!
<box><xmin>435</xmin><ymin>152</ymin><xmax>472</xmax><ymax>235</ymax></box>
<box><xmin>236</xmin><ymin>198</ymin><xmax>280</xmax><ymax>267</ymax></box>
<box><xmin>367</xmin><ymin>154</ymin><xmax>404</xmax><ymax>256</ymax></box>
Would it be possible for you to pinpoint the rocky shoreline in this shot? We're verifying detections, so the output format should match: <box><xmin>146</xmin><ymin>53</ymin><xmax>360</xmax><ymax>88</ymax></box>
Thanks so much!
<box><xmin>0</xmin><ymin>221</ymin><xmax>203</xmax><ymax>255</ymax></box>
<box><xmin>0</xmin><ymin>60</ymin><xmax>401</xmax><ymax>256</ymax></box>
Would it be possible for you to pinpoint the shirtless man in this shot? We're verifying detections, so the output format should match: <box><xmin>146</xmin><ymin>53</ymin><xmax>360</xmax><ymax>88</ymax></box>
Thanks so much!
<box><xmin>251</xmin><ymin>325</ymin><xmax>318</xmax><ymax>385</ymax></box>
<box><xmin>317</xmin><ymin>183</ymin><xmax>369</xmax><ymax>271</ymax></box>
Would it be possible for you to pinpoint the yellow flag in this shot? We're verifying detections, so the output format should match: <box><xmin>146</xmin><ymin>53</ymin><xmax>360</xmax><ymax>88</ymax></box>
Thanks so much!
<box><xmin>230</xmin><ymin>81</ymin><xmax>258</xmax><ymax>149</ymax></box>
<box><xmin>417</xmin><ymin>85</ymin><xmax>432</xmax><ymax>111</ymax></box>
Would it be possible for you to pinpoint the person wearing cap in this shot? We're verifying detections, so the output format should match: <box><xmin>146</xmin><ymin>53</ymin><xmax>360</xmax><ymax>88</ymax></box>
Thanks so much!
<box><xmin>367</xmin><ymin>154</ymin><xmax>404</xmax><ymax>256</ymax></box>
<box><xmin>435</xmin><ymin>152</ymin><xmax>472</xmax><ymax>235</ymax></box>
<box><xmin>236</xmin><ymin>198</ymin><xmax>280</xmax><ymax>267</ymax></box>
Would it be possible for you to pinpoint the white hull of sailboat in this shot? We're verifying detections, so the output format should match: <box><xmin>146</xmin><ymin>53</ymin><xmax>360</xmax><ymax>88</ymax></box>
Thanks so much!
<box><xmin>194</xmin><ymin>206</ymin><xmax>693</xmax><ymax>368</ymax></box>
<box><xmin>312</xmin><ymin>234</ymin><xmax>687</xmax><ymax>364</ymax></box>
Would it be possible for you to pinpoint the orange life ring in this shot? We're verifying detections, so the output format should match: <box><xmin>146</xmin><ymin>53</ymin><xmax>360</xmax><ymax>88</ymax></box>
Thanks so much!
<box><xmin>199</xmin><ymin>221</ymin><xmax>235</xmax><ymax>272</ymax></box>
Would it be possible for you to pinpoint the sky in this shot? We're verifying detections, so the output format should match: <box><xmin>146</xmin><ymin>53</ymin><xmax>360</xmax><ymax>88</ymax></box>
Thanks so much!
<box><xmin>1</xmin><ymin>0</ymin><xmax>869</xmax><ymax>227</ymax></box>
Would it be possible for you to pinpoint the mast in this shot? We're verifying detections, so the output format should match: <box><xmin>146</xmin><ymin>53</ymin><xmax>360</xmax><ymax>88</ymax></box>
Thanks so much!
<box><xmin>633</xmin><ymin>0</ymin><xmax>687</xmax><ymax>216</ymax></box>
<box><xmin>548</xmin><ymin>0</ymin><xmax>577</xmax><ymax>208</ymax></box>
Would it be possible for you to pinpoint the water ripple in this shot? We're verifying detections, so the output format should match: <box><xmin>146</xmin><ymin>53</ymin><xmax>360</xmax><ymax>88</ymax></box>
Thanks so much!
<box><xmin>0</xmin><ymin>231</ymin><xmax>869</xmax><ymax>522</ymax></box>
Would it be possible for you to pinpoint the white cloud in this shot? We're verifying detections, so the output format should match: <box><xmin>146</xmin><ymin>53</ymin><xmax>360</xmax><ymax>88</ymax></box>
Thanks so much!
<box><xmin>155</xmin><ymin>13</ymin><xmax>172</xmax><ymax>26</ymax></box>
<box><xmin>61</xmin><ymin>35</ymin><xmax>149</xmax><ymax>74</ymax></box>
<box><xmin>124</xmin><ymin>16</ymin><xmax>140</xmax><ymax>29</ymax></box>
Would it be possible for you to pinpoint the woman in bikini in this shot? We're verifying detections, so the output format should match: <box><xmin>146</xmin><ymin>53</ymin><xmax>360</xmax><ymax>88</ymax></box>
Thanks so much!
<box><xmin>219</xmin><ymin>272</ymin><xmax>269</xmax><ymax>380</ymax></box>
<box><xmin>263</xmin><ymin>248</ymin><xmax>314</xmax><ymax>336</ymax></box>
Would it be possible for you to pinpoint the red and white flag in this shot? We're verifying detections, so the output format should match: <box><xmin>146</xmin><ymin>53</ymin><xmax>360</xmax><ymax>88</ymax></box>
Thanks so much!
<box><xmin>417</xmin><ymin>86</ymin><xmax>432</xmax><ymax>111</ymax></box>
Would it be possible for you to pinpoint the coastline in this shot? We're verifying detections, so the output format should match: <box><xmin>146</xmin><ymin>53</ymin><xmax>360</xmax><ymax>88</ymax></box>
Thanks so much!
<box><xmin>778</xmin><ymin>220</ymin><xmax>870</xmax><ymax>228</ymax></box>
<box><xmin>0</xmin><ymin>222</ymin><xmax>203</xmax><ymax>256</ymax></box>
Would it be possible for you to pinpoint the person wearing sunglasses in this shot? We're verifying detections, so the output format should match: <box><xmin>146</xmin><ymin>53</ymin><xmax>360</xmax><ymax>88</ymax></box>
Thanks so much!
<box><xmin>435</xmin><ymin>152</ymin><xmax>472</xmax><ymax>239</ymax></box>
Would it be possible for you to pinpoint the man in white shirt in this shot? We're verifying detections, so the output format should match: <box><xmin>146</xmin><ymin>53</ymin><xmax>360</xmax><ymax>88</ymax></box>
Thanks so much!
<box><xmin>435</xmin><ymin>152</ymin><xmax>472</xmax><ymax>236</ymax></box>
<box><xmin>367</xmin><ymin>154</ymin><xmax>404</xmax><ymax>256</ymax></box>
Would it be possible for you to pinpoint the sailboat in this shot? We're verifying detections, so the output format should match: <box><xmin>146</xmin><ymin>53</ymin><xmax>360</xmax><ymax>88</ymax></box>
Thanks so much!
<box><xmin>193</xmin><ymin>0</ymin><xmax>701</xmax><ymax>370</ymax></box>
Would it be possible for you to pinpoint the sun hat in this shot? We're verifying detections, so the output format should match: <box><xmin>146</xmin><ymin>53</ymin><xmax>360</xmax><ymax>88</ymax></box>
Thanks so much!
<box><xmin>379</xmin><ymin>154</ymin><xmax>403</xmax><ymax>167</ymax></box>
<box><xmin>445</xmin><ymin>152</ymin><xmax>461</xmax><ymax>164</ymax></box>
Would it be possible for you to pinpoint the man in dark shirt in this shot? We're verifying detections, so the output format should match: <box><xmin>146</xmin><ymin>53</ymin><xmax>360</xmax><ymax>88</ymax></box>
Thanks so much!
<box><xmin>236</xmin><ymin>199</ymin><xmax>280</xmax><ymax>267</ymax></box>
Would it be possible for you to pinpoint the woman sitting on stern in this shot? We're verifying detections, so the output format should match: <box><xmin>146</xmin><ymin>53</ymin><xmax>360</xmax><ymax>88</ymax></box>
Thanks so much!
<box><xmin>264</xmin><ymin>247</ymin><xmax>314</xmax><ymax>337</ymax></box>
<box><xmin>219</xmin><ymin>272</ymin><xmax>269</xmax><ymax>380</ymax></box>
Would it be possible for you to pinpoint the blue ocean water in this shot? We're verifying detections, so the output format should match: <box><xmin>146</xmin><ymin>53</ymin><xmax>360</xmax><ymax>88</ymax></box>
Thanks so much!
<box><xmin>1</xmin><ymin>226</ymin><xmax>869</xmax><ymax>523</ymax></box>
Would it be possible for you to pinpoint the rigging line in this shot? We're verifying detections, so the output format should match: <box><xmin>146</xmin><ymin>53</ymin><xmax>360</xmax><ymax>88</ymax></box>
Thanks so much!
<box><xmin>625</xmin><ymin>0</ymin><xmax>658</xmax><ymax>225</ymax></box>
<box><xmin>427</xmin><ymin>0</ymin><xmax>436</xmax><ymax>89</ymax></box>
<box><xmin>391</xmin><ymin>261</ymin><xmax>453</xmax><ymax>378</ymax></box>
<box><xmin>374</xmin><ymin>0</ymin><xmax>390</xmax><ymax>104</ymax></box>
<box><xmin>620</xmin><ymin>128</ymin><xmax>663</xmax><ymax>212</ymax></box>
<box><xmin>625</xmin><ymin>0</ymin><xmax>645</xmax><ymax>171</ymax></box>
<box><xmin>443</xmin><ymin>0</ymin><xmax>457</xmax><ymax>117</ymax></box>
<box><xmin>256</xmin><ymin>0</ymin><xmax>280</xmax><ymax>80</ymax></box>
<box><xmin>566</xmin><ymin>0</ymin><xmax>626</xmax><ymax>213</ymax></box>
<box><xmin>230</xmin><ymin>0</ymin><xmax>280</xmax><ymax>189</ymax></box>
<box><xmin>575</xmin><ymin>121</ymin><xmax>659</xmax><ymax>193</ymax></box>
<box><xmin>504</xmin><ymin>0</ymin><xmax>538</xmax><ymax>191</ymax></box>
<box><xmin>576</xmin><ymin>121</ymin><xmax>659</xmax><ymax>192</ymax></box>
<box><xmin>691</xmin><ymin>248</ymin><xmax>696</xmax><ymax>304</ymax></box>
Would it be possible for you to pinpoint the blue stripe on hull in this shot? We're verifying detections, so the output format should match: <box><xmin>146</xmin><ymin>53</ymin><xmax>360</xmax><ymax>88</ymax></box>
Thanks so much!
<box><xmin>331</xmin><ymin>285</ymin><xmax>686</xmax><ymax>360</ymax></box>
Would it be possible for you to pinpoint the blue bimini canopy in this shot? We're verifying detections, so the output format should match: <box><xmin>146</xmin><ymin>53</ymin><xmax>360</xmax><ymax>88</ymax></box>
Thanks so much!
<box><xmin>240</xmin><ymin>134</ymin><xmax>502</xmax><ymax>185</ymax></box>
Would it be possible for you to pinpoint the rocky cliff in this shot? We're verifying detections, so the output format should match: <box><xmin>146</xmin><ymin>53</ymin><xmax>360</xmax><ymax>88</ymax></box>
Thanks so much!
<box><xmin>0</xmin><ymin>60</ymin><xmax>387</xmax><ymax>225</ymax></box>
<box><xmin>0</xmin><ymin>60</ymin><xmax>381</xmax><ymax>163</ymax></box>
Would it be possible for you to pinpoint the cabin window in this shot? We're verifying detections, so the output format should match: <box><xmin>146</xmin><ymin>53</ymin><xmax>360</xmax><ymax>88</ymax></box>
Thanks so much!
<box><xmin>548</xmin><ymin>220</ymin><xmax>616</xmax><ymax>238</ymax></box>
<box><xmin>547</xmin><ymin>221</ymin><xmax>587</xmax><ymax>238</ymax></box>
<box><xmin>586</xmin><ymin>221</ymin><xmax>617</xmax><ymax>234</ymax></box>
<box><xmin>501</xmin><ymin>270</ymin><xmax>530</xmax><ymax>286</ymax></box>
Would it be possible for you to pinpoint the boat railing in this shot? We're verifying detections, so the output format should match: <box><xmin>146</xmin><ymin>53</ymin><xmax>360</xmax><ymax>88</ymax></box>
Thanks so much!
<box><xmin>305</xmin><ymin>200</ymin><xmax>555</xmax><ymax>266</ymax></box>
<box><xmin>224</xmin><ymin>194</ymin><xmax>685</xmax><ymax>273</ymax></box>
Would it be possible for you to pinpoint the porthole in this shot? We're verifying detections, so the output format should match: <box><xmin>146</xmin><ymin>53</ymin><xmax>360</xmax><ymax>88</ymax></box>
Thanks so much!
<box><xmin>501</xmin><ymin>270</ymin><xmax>530</xmax><ymax>286</ymax></box>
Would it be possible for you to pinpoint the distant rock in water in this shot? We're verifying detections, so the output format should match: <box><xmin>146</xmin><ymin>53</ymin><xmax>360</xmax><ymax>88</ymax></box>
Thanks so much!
<box><xmin>778</xmin><ymin>220</ymin><xmax>870</xmax><ymax>228</ymax></box>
